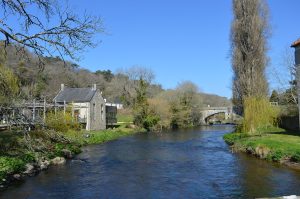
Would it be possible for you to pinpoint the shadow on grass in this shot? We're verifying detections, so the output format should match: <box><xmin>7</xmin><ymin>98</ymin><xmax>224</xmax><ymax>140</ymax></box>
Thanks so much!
<box><xmin>267</xmin><ymin>129</ymin><xmax>300</xmax><ymax>136</ymax></box>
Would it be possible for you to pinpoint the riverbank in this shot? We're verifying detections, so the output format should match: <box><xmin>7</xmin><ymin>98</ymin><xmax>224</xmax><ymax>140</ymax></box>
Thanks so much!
<box><xmin>224</xmin><ymin>127</ymin><xmax>300</xmax><ymax>168</ymax></box>
<box><xmin>0</xmin><ymin>124</ymin><xmax>144</xmax><ymax>189</ymax></box>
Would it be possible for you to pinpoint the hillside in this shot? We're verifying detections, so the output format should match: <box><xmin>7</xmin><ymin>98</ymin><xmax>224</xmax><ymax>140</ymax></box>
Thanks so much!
<box><xmin>1</xmin><ymin>44</ymin><xmax>231</xmax><ymax>107</ymax></box>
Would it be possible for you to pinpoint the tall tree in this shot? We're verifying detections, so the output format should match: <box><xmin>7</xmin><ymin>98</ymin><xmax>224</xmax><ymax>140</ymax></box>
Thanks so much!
<box><xmin>231</xmin><ymin>0</ymin><xmax>270</xmax><ymax>113</ymax></box>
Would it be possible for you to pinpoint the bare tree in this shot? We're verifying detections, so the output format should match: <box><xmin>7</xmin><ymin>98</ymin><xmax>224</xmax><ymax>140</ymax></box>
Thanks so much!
<box><xmin>115</xmin><ymin>66</ymin><xmax>155</xmax><ymax>107</ymax></box>
<box><xmin>231</xmin><ymin>0</ymin><xmax>270</xmax><ymax>113</ymax></box>
<box><xmin>0</xmin><ymin>0</ymin><xmax>103</xmax><ymax>63</ymax></box>
<box><xmin>270</xmin><ymin>48</ymin><xmax>297</xmax><ymax>105</ymax></box>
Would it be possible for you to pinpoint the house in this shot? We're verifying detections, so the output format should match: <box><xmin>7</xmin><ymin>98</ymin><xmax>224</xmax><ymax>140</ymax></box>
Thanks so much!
<box><xmin>291</xmin><ymin>38</ymin><xmax>300</xmax><ymax>66</ymax></box>
<box><xmin>291</xmin><ymin>38</ymin><xmax>300</xmax><ymax>130</ymax></box>
<box><xmin>53</xmin><ymin>84</ymin><xmax>106</xmax><ymax>131</ymax></box>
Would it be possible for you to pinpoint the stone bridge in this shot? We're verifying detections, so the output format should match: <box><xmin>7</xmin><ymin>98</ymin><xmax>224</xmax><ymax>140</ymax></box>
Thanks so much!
<box><xmin>200</xmin><ymin>106</ymin><xmax>233</xmax><ymax>124</ymax></box>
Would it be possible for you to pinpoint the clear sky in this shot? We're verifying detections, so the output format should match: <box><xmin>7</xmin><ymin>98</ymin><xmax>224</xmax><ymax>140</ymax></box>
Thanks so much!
<box><xmin>69</xmin><ymin>0</ymin><xmax>300</xmax><ymax>98</ymax></box>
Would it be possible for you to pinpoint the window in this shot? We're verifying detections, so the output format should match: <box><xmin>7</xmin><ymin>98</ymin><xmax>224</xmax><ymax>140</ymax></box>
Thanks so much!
<box><xmin>101</xmin><ymin>104</ymin><xmax>104</xmax><ymax>121</ymax></box>
<box><xmin>93</xmin><ymin>103</ymin><xmax>96</xmax><ymax>121</ymax></box>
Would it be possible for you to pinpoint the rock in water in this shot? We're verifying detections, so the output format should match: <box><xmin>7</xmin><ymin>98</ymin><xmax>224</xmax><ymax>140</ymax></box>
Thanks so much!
<box><xmin>39</xmin><ymin>159</ymin><xmax>50</xmax><ymax>170</ymax></box>
<box><xmin>13</xmin><ymin>174</ymin><xmax>21</xmax><ymax>180</ymax></box>
<box><xmin>51</xmin><ymin>157</ymin><xmax>66</xmax><ymax>165</ymax></box>
<box><xmin>23</xmin><ymin>164</ymin><xmax>35</xmax><ymax>175</ymax></box>
<box><xmin>62</xmin><ymin>149</ymin><xmax>73</xmax><ymax>159</ymax></box>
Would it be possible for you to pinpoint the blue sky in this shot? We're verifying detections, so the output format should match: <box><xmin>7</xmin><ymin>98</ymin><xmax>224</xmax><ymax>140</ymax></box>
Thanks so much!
<box><xmin>17</xmin><ymin>1</ymin><xmax>300</xmax><ymax>98</ymax></box>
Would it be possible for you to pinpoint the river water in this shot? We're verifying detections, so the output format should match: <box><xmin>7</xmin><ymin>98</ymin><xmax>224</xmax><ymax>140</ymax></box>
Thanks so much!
<box><xmin>1</xmin><ymin>125</ymin><xmax>300</xmax><ymax>199</ymax></box>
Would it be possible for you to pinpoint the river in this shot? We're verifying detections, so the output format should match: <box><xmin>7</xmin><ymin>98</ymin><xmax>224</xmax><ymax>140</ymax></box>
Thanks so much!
<box><xmin>1</xmin><ymin>125</ymin><xmax>300</xmax><ymax>199</ymax></box>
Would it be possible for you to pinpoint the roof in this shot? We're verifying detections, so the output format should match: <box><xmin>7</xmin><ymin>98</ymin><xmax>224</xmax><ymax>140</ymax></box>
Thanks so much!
<box><xmin>54</xmin><ymin>88</ymin><xmax>97</xmax><ymax>103</ymax></box>
<box><xmin>291</xmin><ymin>38</ymin><xmax>300</xmax><ymax>48</ymax></box>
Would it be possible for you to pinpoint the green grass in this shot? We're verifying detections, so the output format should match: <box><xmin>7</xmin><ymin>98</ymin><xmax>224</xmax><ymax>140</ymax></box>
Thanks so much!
<box><xmin>224</xmin><ymin>127</ymin><xmax>300</xmax><ymax>163</ymax></box>
<box><xmin>117</xmin><ymin>114</ymin><xmax>133</xmax><ymax>123</ymax></box>
<box><xmin>62</xmin><ymin>125</ymin><xmax>145</xmax><ymax>145</ymax></box>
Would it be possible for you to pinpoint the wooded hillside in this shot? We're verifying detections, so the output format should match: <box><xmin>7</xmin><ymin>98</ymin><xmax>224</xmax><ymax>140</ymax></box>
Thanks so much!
<box><xmin>1</xmin><ymin>44</ymin><xmax>231</xmax><ymax>107</ymax></box>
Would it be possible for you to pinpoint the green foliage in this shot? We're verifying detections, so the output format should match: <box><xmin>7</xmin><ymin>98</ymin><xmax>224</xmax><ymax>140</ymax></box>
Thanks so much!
<box><xmin>241</xmin><ymin>97</ymin><xmax>280</xmax><ymax>134</ymax></box>
<box><xmin>267</xmin><ymin>150</ymin><xmax>285</xmax><ymax>162</ymax></box>
<box><xmin>52</xmin><ymin>143</ymin><xmax>81</xmax><ymax>158</ymax></box>
<box><xmin>270</xmin><ymin>90</ymin><xmax>279</xmax><ymax>103</ymax></box>
<box><xmin>291</xmin><ymin>152</ymin><xmax>300</xmax><ymax>162</ymax></box>
<box><xmin>143</xmin><ymin>114</ymin><xmax>160</xmax><ymax>131</ymax></box>
<box><xmin>95</xmin><ymin>69</ymin><xmax>114</xmax><ymax>82</ymax></box>
<box><xmin>133</xmin><ymin>78</ymin><xmax>160</xmax><ymax>131</ymax></box>
<box><xmin>0</xmin><ymin>157</ymin><xmax>25</xmax><ymax>179</ymax></box>
<box><xmin>223</xmin><ymin>132</ymin><xmax>249</xmax><ymax>145</ymax></box>
<box><xmin>21</xmin><ymin>152</ymin><xmax>36</xmax><ymax>163</ymax></box>
<box><xmin>63</xmin><ymin>125</ymin><xmax>145</xmax><ymax>145</ymax></box>
<box><xmin>0</xmin><ymin>61</ymin><xmax>19</xmax><ymax>104</ymax></box>
<box><xmin>117</xmin><ymin>109</ymin><xmax>134</xmax><ymax>123</ymax></box>
<box><xmin>46</xmin><ymin>109</ymin><xmax>81</xmax><ymax>133</ymax></box>
<box><xmin>224</xmin><ymin>127</ymin><xmax>300</xmax><ymax>163</ymax></box>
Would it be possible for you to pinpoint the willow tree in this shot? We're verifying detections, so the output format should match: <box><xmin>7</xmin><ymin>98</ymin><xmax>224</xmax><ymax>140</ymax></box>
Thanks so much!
<box><xmin>231</xmin><ymin>0</ymin><xmax>270</xmax><ymax>113</ymax></box>
<box><xmin>0</xmin><ymin>50</ymin><xmax>19</xmax><ymax>105</ymax></box>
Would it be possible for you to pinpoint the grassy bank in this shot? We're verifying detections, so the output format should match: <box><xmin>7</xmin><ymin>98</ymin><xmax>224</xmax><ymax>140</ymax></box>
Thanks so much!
<box><xmin>0</xmin><ymin>130</ymin><xmax>82</xmax><ymax>183</ymax></box>
<box><xmin>224</xmin><ymin>127</ymin><xmax>300</xmax><ymax>164</ymax></box>
<box><xmin>63</xmin><ymin>125</ymin><xmax>145</xmax><ymax>145</ymax></box>
<box><xmin>0</xmin><ymin>124</ymin><xmax>144</xmax><ymax>186</ymax></box>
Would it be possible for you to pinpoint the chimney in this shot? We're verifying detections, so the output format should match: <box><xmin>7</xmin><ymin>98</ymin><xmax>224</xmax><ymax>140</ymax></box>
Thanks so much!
<box><xmin>61</xmin><ymin>84</ymin><xmax>65</xmax><ymax>91</ymax></box>
<box><xmin>93</xmin><ymin>84</ymin><xmax>97</xmax><ymax>90</ymax></box>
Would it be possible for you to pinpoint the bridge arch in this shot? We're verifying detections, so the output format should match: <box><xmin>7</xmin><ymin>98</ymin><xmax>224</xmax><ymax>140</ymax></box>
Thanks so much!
<box><xmin>200</xmin><ymin>107</ymin><xmax>232</xmax><ymax>124</ymax></box>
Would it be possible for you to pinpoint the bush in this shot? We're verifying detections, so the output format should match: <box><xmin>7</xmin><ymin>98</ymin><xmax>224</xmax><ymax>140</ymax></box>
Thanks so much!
<box><xmin>241</xmin><ymin>97</ymin><xmax>280</xmax><ymax>134</ymax></box>
<box><xmin>143</xmin><ymin>115</ymin><xmax>160</xmax><ymax>131</ymax></box>
<box><xmin>291</xmin><ymin>152</ymin><xmax>300</xmax><ymax>162</ymax></box>
<box><xmin>46</xmin><ymin>109</ymin><xmax>81</xmax><ymax>133</ymax></box>
<box><xmin>267</xmin><ymin>150</ymin><xmax>285</xmax><ymax>162</ymax></box>
<box><xmin>0</xmin><ymin>157</ymin><xmax>25</xmax><ymax>179</ymax></box>
<box><xmin>21</xmin><ymin>152</ymin><xmax>36</xmax><ymax>163</ymax></box>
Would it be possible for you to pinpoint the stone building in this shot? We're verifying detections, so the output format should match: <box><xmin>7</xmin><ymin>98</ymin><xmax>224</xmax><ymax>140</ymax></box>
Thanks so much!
<box><xmin>53</xmin><ymin>84</ymin><xmax>106</xmax><ymax>131</ymax></box>
<box><xmin>291</xmin><ymin>38</ymin><xmax>300</xmax><ymax>129</ymax></box>
<box><xmin>292</xmin><ymin>38</ymin><xmax>300</xmax><ymax>65</ymax></box>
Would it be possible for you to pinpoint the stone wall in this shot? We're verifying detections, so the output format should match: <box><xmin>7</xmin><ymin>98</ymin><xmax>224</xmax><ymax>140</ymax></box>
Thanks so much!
<box><xmin>89</xmin><ymin>90</ymin><xmax>106</xmax><ymax>131</ymax></box>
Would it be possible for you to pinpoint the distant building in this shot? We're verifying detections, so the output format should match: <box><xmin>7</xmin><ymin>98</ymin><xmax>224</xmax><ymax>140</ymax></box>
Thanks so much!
<box><xmin>105</xmin><ymin>102</ymin><xmax>124</xmax><ymax>110</ymax></box>
<box><xmin>53</xmin><ymin>84</ymin><xmax>106</xmax><ymax>131</ymax></box>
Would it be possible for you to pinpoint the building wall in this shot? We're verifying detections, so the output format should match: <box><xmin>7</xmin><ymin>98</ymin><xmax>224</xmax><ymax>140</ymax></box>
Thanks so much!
<box><xmin>89</xmin><ymin>90</ymin><xmax>106</xmax><ymax>131</ymax></box>
<box><xmin>73</xmin><ymin>102</ymin><xmax>89</xmax><ymax>121</ymax></box>
<box><xmin>295</xmin><ymin>46</ymin><xmax>300</xmax><ymax>65</ymax></box>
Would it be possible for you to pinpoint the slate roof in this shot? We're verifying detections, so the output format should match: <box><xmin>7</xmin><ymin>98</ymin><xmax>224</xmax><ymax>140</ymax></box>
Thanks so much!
<box><xmin>54</xmin><ymin>88</ymin><xmax>97</xmax><ymax>103</ymax></box>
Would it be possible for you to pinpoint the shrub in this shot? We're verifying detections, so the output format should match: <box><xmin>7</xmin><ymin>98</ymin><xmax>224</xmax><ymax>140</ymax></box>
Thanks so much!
<box><xmin>267</xmin><ymin>150</ymin><xmax>285</xmax><ymax>162</ymax></box>
<box><xmin>46</xmin><ymin>109</ymin><xmax>81</xmax><ymax>133</ymax></box>
<box><xmin>241</xmin><ymin>97</ymin><xmax>280</xmax><ymax>134</ymax></box>
<box><xmin>0</xmin><ymin>157</ymin><xmax>25</xmax><ymax>179</ymax></box>
<box><xmin>21</xmin><ymin>152</ymin><xmax>36</xmax><ymax>163</ymax></box>
<box><xmin>143</xmin><ymin>114</ymin><xmax>160</xmax><ymax>131</ymax></box>
<box><xmin>291</xmin><ymin>152</ymin><xmax>300</xmax><ymax>162</ymax></box>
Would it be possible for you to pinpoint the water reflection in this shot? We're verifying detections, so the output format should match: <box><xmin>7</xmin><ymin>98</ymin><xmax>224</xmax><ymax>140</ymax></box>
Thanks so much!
<box><xmin>1</xmin><ymin>125</ymin><xmax>300</xmax><ymax>199</ymax></box>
